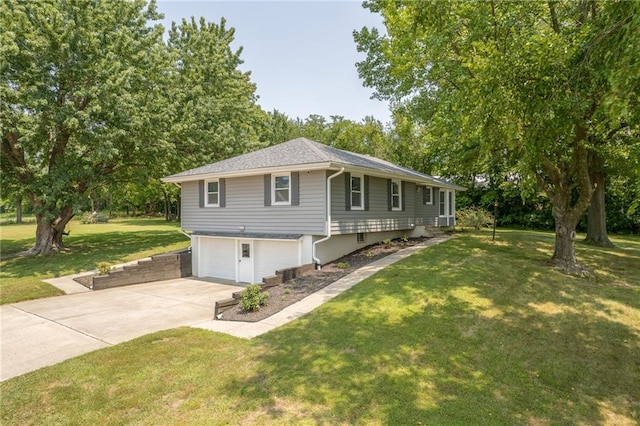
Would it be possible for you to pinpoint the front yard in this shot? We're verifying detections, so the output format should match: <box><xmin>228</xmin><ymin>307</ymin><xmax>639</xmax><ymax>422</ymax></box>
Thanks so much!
<box><xmin>0</xmin><ymin>218</ymin><xmax>189</xmax><ymax>304</ymax></box>
<box><xmin>1</xmin><ymin>230</ymin><xmax>638</xmax><ymax>424</ymax></box>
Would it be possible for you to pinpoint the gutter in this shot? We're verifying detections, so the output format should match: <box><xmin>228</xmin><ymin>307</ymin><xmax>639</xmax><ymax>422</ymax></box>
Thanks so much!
<box><xmin>312</xmin><ymin>167</ymin><xmax>345</xmax><ymax>269</ymax></box>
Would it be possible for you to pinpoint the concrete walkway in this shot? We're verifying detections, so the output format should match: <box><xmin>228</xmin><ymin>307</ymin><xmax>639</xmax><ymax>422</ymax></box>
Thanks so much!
<box><xmin>1</xmin><ymin>235</ymin><xmax>451</xmax><ymax>382</ymax></box>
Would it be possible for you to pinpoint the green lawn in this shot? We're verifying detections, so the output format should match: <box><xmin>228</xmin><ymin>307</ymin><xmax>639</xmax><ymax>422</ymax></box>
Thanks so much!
<box><xmin>0</xmin><ymin>218</ymin><xmax>190</xmax><ymax>304</ymax></box>
<box><xmin>1</xmin><ymin>230</ymin><xmax>638</xmax><ymax>424</ymax></box>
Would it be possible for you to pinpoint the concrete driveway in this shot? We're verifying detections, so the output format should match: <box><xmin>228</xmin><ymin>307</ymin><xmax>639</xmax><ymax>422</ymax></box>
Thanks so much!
<box><xmin>0</xmin><ymin>278</ymin><xmax>243</xmax><ymax>381</ymax></box>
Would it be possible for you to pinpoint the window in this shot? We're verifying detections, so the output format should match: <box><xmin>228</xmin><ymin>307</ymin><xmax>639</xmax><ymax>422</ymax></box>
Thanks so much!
<box><xmin>205</xmin><ymin>179</ymin><xmax>219</xmax><ymax>207</ymax></box>
<box><xmin>424</xmin><ymin>186</ymin><xmax>433</xmax><ymax>205</ymax></box>
<box><xmin>351</xmin><ymin>175</ymin><xmax>364</xmax><ymax>210</ymax></box>
<box><xmin>357</xmin><ymin>232</ymin><xmax>366</xmax><ymax>244</ymax></box>
<box><xmin>272</xmin><ymin>173</ymin><xmax>290</xmax><ymax>205</ymax></box>
<box><xmin>391</xmin><ymin>179</ymin><xmax>402</xmax><ymax>210</ymax></box>
<box><xmin>439</xmin><ymin>190</ymin><xmax>455</xmax><ymax>216</ymax></box>
<box><xmin>241</xmin><ymin>243</ymin><xmax>251</xmax><ymax>258</ymax></box>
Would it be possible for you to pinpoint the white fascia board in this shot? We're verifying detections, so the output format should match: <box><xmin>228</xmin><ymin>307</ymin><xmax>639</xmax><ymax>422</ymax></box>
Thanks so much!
<box><xmin>161</xmin><ymin>162</ymin><xmax>333</xmax><ymax>183</ymax></box>
<box><xmin>338</xmin><ymin>164</ymin><xmax>464</xmax><ymax>190</ymax></box>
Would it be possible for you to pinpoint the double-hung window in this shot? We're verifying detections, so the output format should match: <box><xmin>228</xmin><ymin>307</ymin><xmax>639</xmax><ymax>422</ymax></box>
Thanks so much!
<box><xmin>350</xmin><ymin>174</ymin><xmax>364</xmax><ymax>210</ymax></box>
<box><xmin>391</xmin><ymin>179</ymin><xmax>402</xmax><ymax>210</ymax></box>
<box><xmin>439</xmin><ymin>190</ymin><xmax>446</xmax><ymax>216</ymax></box>
<box><xmin>272</xmin><ymin>173</ymin><xmax>290</xmax><ymax>205</ymax></box>
<box><xmin>424</xmin><ymin>186</ymin><xmax>433</xmax><ymax>205</ymax></box>
<box><xmin>205</xmin><ymin>179</ymin><xmax>219</xmax><ymax>207</ymax></box>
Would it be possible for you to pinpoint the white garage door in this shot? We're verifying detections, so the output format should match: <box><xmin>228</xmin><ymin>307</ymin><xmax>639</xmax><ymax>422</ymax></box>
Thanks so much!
<box><xmin>254</xmin><ymin>240</ymin><xmax>299</xmax><ymax>281</ymax></box>
<box><xmin>198</xmin><ymin>238</ymin><xmax>235</xmax><ymax>280</ymax></box>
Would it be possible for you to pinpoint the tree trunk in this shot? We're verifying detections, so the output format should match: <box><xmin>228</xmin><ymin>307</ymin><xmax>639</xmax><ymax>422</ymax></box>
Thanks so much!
<box><xmin>583</xmin><ymin>167</ymin><xmax>614</xmax><ymax>248</ymax></box>
<box><xmin>15</xmin><ymin>196</ymin><xmax>22</xmax><ymax>224</ymax></box>
<box><xmin>27</xmin><ymin>207</ymin><xmax>74</xmax><ymax>255</ymax></box>
<box><xmin>162</xmin><ymin>187</ymin><xmax>170</xmax><ymax>221</ymax></box>
<box><xmin>551</xmin><ymin>211</ymin><xmax>592</xmax><ymax>276</ymax></box>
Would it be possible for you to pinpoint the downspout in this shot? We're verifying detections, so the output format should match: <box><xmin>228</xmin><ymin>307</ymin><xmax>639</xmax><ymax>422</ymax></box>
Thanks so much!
<box><xmin>312</xmin><ymin>167</ymin><xmax>345</xmax><ymax>269</ymax></box>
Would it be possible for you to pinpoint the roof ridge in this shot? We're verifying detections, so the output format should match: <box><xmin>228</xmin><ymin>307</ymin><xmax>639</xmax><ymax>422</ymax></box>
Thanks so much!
<box><xmin>300</xmin><ymin>138</ymin><xmax>332</xmax><ymax>161</ymax></box>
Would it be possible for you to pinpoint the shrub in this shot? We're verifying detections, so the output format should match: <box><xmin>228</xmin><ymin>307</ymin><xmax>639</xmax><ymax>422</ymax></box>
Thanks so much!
<box><xmin>364</xmin><ymin>251</ymin><xmax>374</xmax><ymax>259</ymax></box>
<box><xmin>81</xmin><ymin>211</ymin><xmax>109</xmax><ymax>224</ymax></box>
<box><xmin>337</xmin><ymin>262</ymin><xmax>350</xmax><ymax>269</ymax></box>
<box><xmin>456</xmin><ymin>207</ymin><xmax>494</xmax><ymax>230</ymax></box>
<box><xmin>97</xmin><ymin>262</ymin><xmax>112</xmax><ymax>275</ymax></box>
<box><xmin>401</xmin><ymin>234</ymin><xmax>409</xmax><ymax>243</ymax></box>
<box><xmin>382</xmin><ymin>238</ymin><xmax>392</xmax><ymax>247</ymax></box>
<box><xmin>240</xmin><ymin>284</ymin><xmax>268</xmax><ymax>312</ymax></box>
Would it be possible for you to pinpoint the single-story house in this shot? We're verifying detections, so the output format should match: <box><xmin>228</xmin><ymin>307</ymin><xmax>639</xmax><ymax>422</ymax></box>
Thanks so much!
<box><xmin>162</xmin><ymin>137</ymin><xmax>465</xmax><ymax>283</ymax></box>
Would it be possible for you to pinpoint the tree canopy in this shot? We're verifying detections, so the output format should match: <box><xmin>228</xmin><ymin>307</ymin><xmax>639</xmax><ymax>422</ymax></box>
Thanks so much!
<box><xmin>0</xmin><ymin>0</ymin><xmax>264</xmax><ymax>254</ymax></box>
<box><xmin>355</xmin><ymin>0</ymin><xmax>640</xmax><ymax>274</ymax></box>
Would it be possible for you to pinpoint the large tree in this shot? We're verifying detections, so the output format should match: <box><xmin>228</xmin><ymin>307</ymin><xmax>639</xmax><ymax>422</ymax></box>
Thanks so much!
<box><xmin>164</xmin><ymin>17</ymin><xmax>267</xmax><ymax>171</ymax></box>
<box><xmin>355</xmin><ymin>0</ymin><xmax>639</xmax><ymax>274</ymax></box>
<box><xmin>1</xmin><ymin>0</ymin><xmax>169</xmax><ymax>254</ymax></box>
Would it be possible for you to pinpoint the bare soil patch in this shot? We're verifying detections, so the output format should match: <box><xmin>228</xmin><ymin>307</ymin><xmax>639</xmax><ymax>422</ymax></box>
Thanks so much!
<box><xmin>220</xmin><ymin>237</ymin><xmax>430</xmax><ymax>322</ymax></box>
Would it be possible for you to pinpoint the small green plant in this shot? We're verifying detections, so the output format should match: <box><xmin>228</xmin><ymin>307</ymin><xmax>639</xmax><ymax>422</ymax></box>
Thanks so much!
<box><xmin>337</xmin><ymin>262</ymin><xmax>350</xmax><ymax>269</ymax></box>
<box><xmin>240</xmin><ymin>284</ymin><xmax>268</xmax><ymax>312</ymax></box>
<box><xmin>401</xmin><ymin>234</ymin><xmax>409</xmax><ymax>243</ymax></box>
<box><xmin>81</xmin><ymin>211</ymin><xmax>109</xmax><ymax>224</ymax></box>
<box><xmin>456</xmin><ymin>207</ymin><xmax>494</xmax><ymax>230</ymax></box>
<box><xmin>364</xmin><ymin>251</ymin><xmax>374</xmax><ymax>258</ymax></box>
<box><xmin>383</xmin><ymin>238</ymin><xmax>392</xmax><ymax>247</ymax></box>
<box><xmin>284</xmin><ymin>288</ymin><xmax>291</xmax><ymax>295</ymax></box>
<box><xmin>97</xmin><ymin>262</ymin><xmax>111</xmax><ymax>275</ymax></box>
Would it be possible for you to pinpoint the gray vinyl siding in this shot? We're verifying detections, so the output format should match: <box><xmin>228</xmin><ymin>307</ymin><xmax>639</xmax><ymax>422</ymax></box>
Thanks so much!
<box><xmin>331</xmin><ymin>176</ymin><xmax>416</xmax><ymax>234</ymax></box>
<box><xmin>415</xmin><ymin>186</ymin><xmax>441</xmax><ymax>226</ymax></box>
<box><xmin>181</xmin><ymin>170</ymin><xmax>326</xmax><ymax>235</ymax></box>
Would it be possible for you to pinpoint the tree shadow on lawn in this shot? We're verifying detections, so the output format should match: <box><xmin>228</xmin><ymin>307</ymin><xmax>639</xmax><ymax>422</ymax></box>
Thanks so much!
<box><xmin>109</xmin><ymin>218</ymin><xmax>179</xmax><ymax>227</ymax></box>
<box><xmin>0</xmin><ymin>230</ymin><xmax>188</xmax><ymax>279</ymax></box>
<box><xmin>228</xmin><ymin>234</ymin><xmax>640</xmax><ymax>424</ymax></box>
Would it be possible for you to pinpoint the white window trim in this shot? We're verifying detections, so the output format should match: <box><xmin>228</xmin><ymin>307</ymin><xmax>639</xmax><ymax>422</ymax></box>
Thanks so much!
<box><xmin>204</xmin><ymin>178</ymin><xmax>220</xmax><ymax>207</ymax></box>
<box><xmin>350</xmin><ymin>174</ymin><xmax>364</xmax><ymax>211</ymax></box>
<box><xmin>272</xmin><ymin>172</ymin><xmax>291</xmax><ymax>205</ymax></box>
<box><xmin>391</xmin><ymin>179</ymin><xmax>402</xmax><ymax>211</ymax></box>
<box><xmin>425</xmin><ymin>186</ymin><xmax>433</xmax><ymax>205</ymax></box>
<box><xmin>357</xmin><ymin>232</ymin><xmax>366</xmax><ymax>244</ymax></box>
<box><xmin>449</xmin><ymin>190</ymin><xmax>455</xmax><ymax>218</ymax></box>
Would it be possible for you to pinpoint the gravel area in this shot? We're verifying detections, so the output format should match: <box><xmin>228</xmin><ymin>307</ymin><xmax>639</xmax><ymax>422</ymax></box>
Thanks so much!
<box><xmin>220</xmin><ymin>237</ymin><xmax>430</xmax><ymax>322</ymax></box>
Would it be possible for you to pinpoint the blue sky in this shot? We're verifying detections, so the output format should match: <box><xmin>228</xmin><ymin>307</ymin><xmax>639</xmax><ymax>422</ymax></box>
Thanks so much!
<box><xmin>156</xmin><ymin>1</ymin><xmax>391</xmax><ymax>123</ymax></box>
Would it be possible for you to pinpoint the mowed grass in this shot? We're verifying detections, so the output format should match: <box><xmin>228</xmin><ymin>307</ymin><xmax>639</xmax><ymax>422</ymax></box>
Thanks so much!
<box><xmin>1</xmin><ymin>230</ymin><xmax>638</xmax><ymax>424</ymax></box>
<box><xmin>0</xmin><ymin>218</ymin><xmax>189</xmax><ymax>304</ymax></box>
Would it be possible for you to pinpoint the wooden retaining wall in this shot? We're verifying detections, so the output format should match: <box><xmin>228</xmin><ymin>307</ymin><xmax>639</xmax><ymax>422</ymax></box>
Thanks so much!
<box><xmin>214</xmin><ymin>263</ymin><xmax>315</xmax><ymax>318</ymax></box>
<box><xmin>75</xmin><ymin>251</ymin><xmax>192</xmax><ymax>290</ymax></box>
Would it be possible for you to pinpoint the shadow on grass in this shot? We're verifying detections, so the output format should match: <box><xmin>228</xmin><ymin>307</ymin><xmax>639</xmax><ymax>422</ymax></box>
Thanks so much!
<box><xmin>0</xmin><ymin>230</ymin><xmax>188</xmax><ymax>278</ymax></box>
<box><xmin>227</xmin><ymin>233</ymin><xmax>640</xmax><ymax>424</ymax></box>
<box><xmin>108</xmin><ymin>218</ymin><xmax>179</xmax><ymax>227</ymax></box>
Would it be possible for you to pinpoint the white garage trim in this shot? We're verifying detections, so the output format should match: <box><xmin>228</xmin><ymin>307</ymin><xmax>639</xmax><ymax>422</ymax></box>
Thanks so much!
<box><xmin>193</xmin><ymin>235</ymin><xmax>306</xmax><ymax>283</ymax></box>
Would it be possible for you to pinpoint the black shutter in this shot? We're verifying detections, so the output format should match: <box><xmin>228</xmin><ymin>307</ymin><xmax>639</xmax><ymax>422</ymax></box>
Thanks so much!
<box><xmin>198</xmin><ymin>180</ymin><xmax>204</xmax><ymax>208</ymax></box>
<box><xmin>364</xmin><ymin>175</ymin><xmax>370</xmax><ymax>211</ymax></box>
<box><xmin>219</xmin><ymin>178</ymin><xmax>226</xmax><ymax>208</ymax></box>
<box><xmin>387</xmin><ymin>179</ymin><xmax>392</xmax><ymax>211</ymax></box>
<box><xmin>264</xmin><ymin>174</ymin><xmax>271</xmax><ymax>206</ymax></box>
<box><xmin>291</xmin><ymin>172</ymin><xmax>299</xmax><ymax>206</ymax></box>
<box><xmin>344</xmin><ymin>172</ymin><xmax>351</xmax><ymax>211</ymax></box>
<box><xmin>401</xmin><ymin>181</ymin><xmax>406</xmax><ymax>211</ymax></box>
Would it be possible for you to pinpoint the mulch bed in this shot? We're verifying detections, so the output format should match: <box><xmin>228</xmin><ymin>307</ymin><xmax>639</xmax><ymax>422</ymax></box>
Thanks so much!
<box><xmin>219</xmin><ymin>237</ymin><xmax>430</xmax><ymax>322</ymax></box>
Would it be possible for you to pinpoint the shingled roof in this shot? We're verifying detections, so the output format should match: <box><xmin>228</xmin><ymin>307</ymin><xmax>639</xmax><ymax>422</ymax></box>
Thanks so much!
<box><xmin>163</xmin><ymin>138</ymin><xmax>464</xmax><ymax>190</ymax></box>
